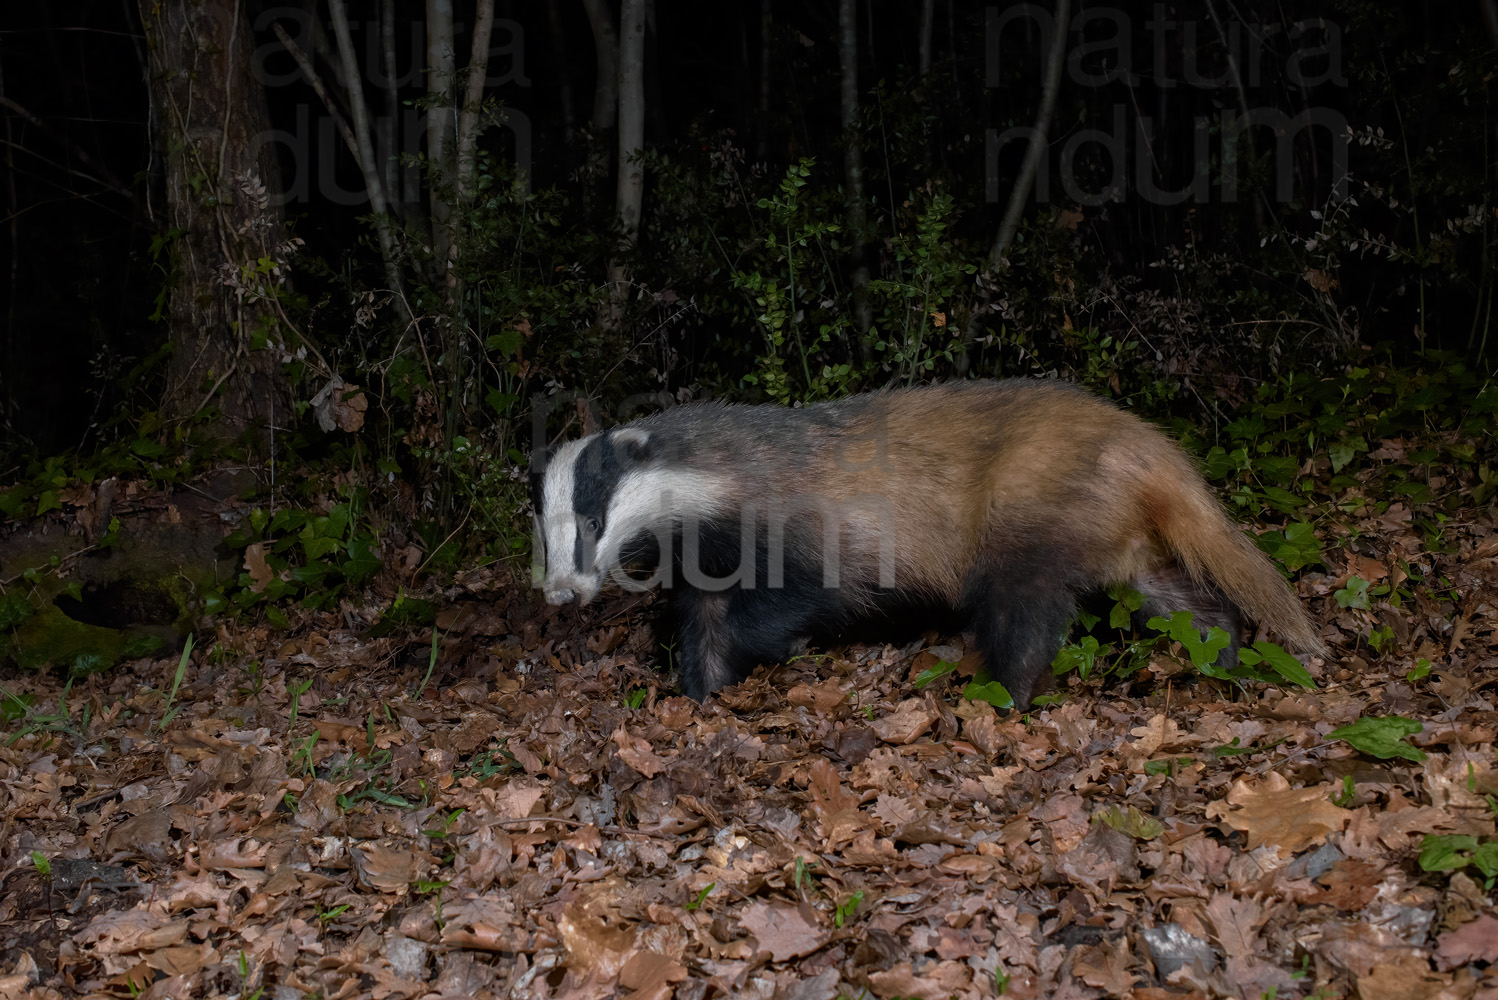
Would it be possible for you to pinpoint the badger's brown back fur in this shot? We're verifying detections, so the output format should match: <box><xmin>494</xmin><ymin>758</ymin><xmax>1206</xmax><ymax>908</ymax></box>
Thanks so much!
<box><xmin>536</xmin><ymin>379</ymin><xmax>1325</xmax><ymax>704</ymax></box>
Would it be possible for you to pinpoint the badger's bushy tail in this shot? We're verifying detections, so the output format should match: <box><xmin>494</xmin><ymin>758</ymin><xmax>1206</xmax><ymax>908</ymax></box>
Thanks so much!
<box><xmin>1150</xmin><ymin>454</ymin><xmax>1327</xmax><ymax>656</ymax></box>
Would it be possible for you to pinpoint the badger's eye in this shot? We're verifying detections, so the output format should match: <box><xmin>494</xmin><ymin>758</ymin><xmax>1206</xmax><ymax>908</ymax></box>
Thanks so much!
<box><xmin>584</xmin><ymin>516</ymin><xmax>600</xmax><ymax>536</ymax></box>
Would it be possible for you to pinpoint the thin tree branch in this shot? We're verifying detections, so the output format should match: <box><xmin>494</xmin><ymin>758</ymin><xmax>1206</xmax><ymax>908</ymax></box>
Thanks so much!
<box><xmin>990</xmin><ymin>0</ymin><xmax>1071</xmax><ymax>266</ymax></box>
<box><xmin>0</xmin><ymin>95</ymin><xmax>137</xmax><ymax>202</ymax></box>
<box><xmin>271</xmin><ymin>23</ymin><xmax>359</xmax><ymax>163</ymax></box>
<box><xmin>325</xmin><ymin>0</ymin><xmax>410</xmax><ymax>322</ymax></box>
<box><xmin>615</xmin><ymin>0</ymin><xmax>646</xmax><ymax>245</ymax></box>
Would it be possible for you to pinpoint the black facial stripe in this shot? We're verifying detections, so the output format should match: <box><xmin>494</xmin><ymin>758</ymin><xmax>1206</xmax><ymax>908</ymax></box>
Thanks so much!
<box><xmin>570</xmin><ymin>432</ymin><xmax>647</xmax><ymax>570</ymax></box>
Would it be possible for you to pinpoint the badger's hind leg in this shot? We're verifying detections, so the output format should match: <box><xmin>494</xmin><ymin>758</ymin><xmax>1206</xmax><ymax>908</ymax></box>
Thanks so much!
<box><xmin>1132</xmin><ymin>563</ymin><xmax>1242</xmax><ymax>667</ymax></box>
<box><xmin>968</xmin><ymin>566</ymin><xmax>1079</xmax><ymax>709</ymax></box>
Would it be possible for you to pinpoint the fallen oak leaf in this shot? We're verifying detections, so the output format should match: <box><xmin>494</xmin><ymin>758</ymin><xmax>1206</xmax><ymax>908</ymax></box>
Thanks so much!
<box><xmin>1435</xmin><ymin>912</ymin><xmax>1498</xmax><ymax>971</ymax></box>
<box><xmin>1205</xmin><ymin>772</ymin><xmax>1349</xmax><ymax>855</ymax></box>
<box><xmin>612</xmin><ymin>724</ymin><xmax>669</xmax><ymax>778</ymax></box>
<box><xmin>618</xmin><ymin>949</ymin><xmax>688</xmax><ymax>1000</ymax></box>
<box><xmin>559</xmin><ymin>892</ymin><xmax>636</xmax><ymax>981</ymax></box>
<box><xmin>870</xmin><ymin>697</ymin><xmax>936</xmax><ymax>745</ymax></box>
<box><xmin>351</xmin><ymin>840</ymin><xmax>425</xmax><ymax>894</ymax></box>
<box><xmin>244</xmin><ymin>542</ymin><xmax>274</xmax><ymax>593</ymax></box>
<box><xmin>738</xmin><ymin>900</ymin><xmax>828</xmax><ymax>962</ymax></box>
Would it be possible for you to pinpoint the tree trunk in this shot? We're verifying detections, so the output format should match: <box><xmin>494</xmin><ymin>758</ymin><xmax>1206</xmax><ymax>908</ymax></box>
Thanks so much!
<box><xmin>582</xmin><ymin>0</ymin><xmax>619</xmax><ymax>133</ymax></box>
<box><xmin>919</xmin><ymin>0</ymin><xmax>934</xmax><ymax>77</ymax></box>
<box><xmin>547</xmin><ymin>1</ymin><xmax>578</xmax><ymax>143</ymax></box>
<box><xmin>839</xmin><ymin>0</ymin><xmax>871</xmax><ymax>339</ymax></box>
<box><xmin>758</xmin><ymin>0</ymin><xmax>772</xmax><ymax>160</ymax></box>
<box><xmin>324</xmin><ymin>0</ymin><xmax>409</xmax><ymax>320</ymax></box>
<box><xmin>138</xmin><ymin>0</ymin><xmax>291</xmax><ymax>449</ymax></box>
<box><xmin>426</xmin><ymin>0</ymin><xmax>456</xmax><ymax>273</ymax></box>
<box><xmin>379</xmin><ymin>0</ymin><xmax>400</xmax><ymax>208</ymax></box>
<box><xmin>607</xmin><ymin>0</ymin><xmax>647</xmax><ymax>324</ymax></box>
<box><xmin>455</xmin><ymin>0</ymin><xmax>497</xmax><ymax>209</ymax></box>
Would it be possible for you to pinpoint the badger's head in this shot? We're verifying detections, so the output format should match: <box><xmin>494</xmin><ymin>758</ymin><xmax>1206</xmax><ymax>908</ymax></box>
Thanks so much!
<box><xmin>533</xmin><ymin>425</ymin><xmax>726</xmax><ymax>605</ymax></box>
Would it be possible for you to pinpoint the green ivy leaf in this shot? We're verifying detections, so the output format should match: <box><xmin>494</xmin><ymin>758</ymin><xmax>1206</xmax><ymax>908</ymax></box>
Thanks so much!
<box><xmin>1472</xmin><ymin>840</ymin><xmax>1498</xmax><ymax>879</ymax></box>
<box><xmin>1256</xmin><ymin>521</ymin><xmax>1323</xmax><ymax>571</ymax></box>
<box><xmin>1418</xmin><ymin>834</ymin><xmax>1477</xmax><ymax>872</ymax></box>
<box><xmin>913</xmin><ymin>659</ymin><xmax>956</xmax><ymax>689</ymax></box>
<box><xmin>962</xmin><ymin>680</ymin><xmax>1014</xmax><ymax>710</ymax></box>
<box><xmin>1236</xmin><ymin>641</ymin><xmax>1315</xmax><ymax>688</ymax></box>
<box><xmin>1328</xmin><ymin>716</ymin><xmax>1428</xmax><ymax>763</ymax></box>
<box><xmin>1334</xmin><ymin>576</ymin><xmax>1370</xmax><ymax>610</ymax></box>
<box><xmin>1145</xmin><ymin>612</ymin><xmax>1232</xmax><ymax>670</ymax></box>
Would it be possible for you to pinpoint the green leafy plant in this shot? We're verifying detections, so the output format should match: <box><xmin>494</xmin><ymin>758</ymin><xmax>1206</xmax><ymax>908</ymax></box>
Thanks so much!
<box><xmin>833</xmin><ymin>890</ymin><xmax>864</xmax><ymax>928</ymax></box>
<box><xmin>1334</xmin><ymin>575</ymin><xmax>1371</xmax><ymax>610</ymax></box>
<box><xmin>155</xmin><ymin>633</ymin><xmax>194</xmax><ymax>732</ymax></box>
<box><xmin>214</xmin><ymin>491</ymin><xmax>382</xmax><ymax>614</ymax></box>
<box><xmin>1327</xmin><ymin>717</ymin><xmax>1428</xmax><ymax>763</ymax></box>
<box><xmin>423</xmin><ymin>809</ymin><xmax>466</xmax><ymax>840</ymax></box>
<box><xmin>685</xmin><ymin>883</ymin><xmax>714</xmax><ymax>912</ymax></box>
<box><xmin>962</xmin><ymin>679</ymin><xmax>1014</xmax><ymax>710</ymax></box>
<box><xmin>1418</xmin><ymin>835</ymin><xmax>1498</xmax><ymax>886</ymax></box>
<box><xmin>415</xmin><ymin>878</ymin><xmax>452</xmax><ymax>928</ymax></box>
<box><xmin>913</xmin><ymin>659</ymin><xmax>957</xmax><ymax>689</ymax></box>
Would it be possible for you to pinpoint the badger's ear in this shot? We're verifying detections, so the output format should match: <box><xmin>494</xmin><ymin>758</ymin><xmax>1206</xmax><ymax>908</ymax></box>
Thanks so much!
<box><xmin>612</xmin><ymin>427</ymin><xmax>654</xmax><ymax>464</ymax></box>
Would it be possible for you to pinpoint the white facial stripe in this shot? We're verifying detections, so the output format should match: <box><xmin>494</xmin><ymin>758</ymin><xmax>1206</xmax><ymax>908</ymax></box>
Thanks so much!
<box><xmin>540</xmin><ymin>437</ymin><xmax>588</xmax><ymax>598</ymax></box>
<box><xmin>595</xmin><ymin>467</ymin><xmax>731</xmax><ymax>572</ymax></box>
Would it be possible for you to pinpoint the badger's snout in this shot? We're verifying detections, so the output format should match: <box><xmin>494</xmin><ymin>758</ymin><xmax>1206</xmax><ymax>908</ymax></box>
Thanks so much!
<box><xmin>544</xmin><ymin>587</ymin><xmax>577</xmax><ymax>605</ymax></box>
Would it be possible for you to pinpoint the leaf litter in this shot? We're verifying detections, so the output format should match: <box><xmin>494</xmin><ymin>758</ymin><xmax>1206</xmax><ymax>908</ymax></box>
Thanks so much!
<box><xmin>0</xmin><ymin>497</ymin><xmax>1495</xmax><ymax>1000</ymax></box>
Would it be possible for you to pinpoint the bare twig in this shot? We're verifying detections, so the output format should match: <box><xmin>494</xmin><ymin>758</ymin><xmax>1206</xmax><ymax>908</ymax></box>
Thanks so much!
<box><xmin>270</xmin><ymin>22</ymin><xmax>360</xmax><ymax>162</ymax></box>
<box><xmin>0</xmin><ymin>95</ymin><xmax>137</xmax><ymax>202</ymax></box>
<box><xmin>990</xmin><ymin>0</ymin><xmax>1071</xmax><ymax>265</ymax></box>
<box><xmin>323</xmin><ymin>0</ymin><xmax>410</xmax><ymax>323</ymax></box>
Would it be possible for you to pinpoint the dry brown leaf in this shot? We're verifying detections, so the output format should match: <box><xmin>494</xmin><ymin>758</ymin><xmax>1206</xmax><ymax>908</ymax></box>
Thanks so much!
<box><xmin>786</xmin><ymin>675</ymin><xmax>847</xmax><ymax>713</ymax></box>
<box><xmin>1436</xmin><ymin>913</ymin><xmax>1498</xmax><ymax>970</ymax></box>
<box><xmin>559</xmin><ymin>891</ymin><xmax>636</xmax><ymax>980</ymax></box>
<box><xmin>244</xmin><ymin>542</ymin><xmax>273</xmax><ymax>593</ymax></box>
<box><xmin>1357</xmin><ymin>960</ymin><xmax>1457</xmax><ymax>1000</ymax></box>
<box><xmin>1073</xmin><ymin>935</ymin><xmax>1138</xmax><ymax>994</ymax></box>
<box><xmin>79</xmin><ymin>908</ymin><xmax>189</xmax><ymax>955</ymax></box>
<box><xmin>351</xmin><ymin>840</ymin><xmax>424</xmax><ymax>894</ymax></box>
<box><xmin>737</xmin><ymin>900</ymin><xmax>827</xmax><ymax>962</ymax></box>
<box><xmin>104</xmin><ymin>810</ymin><xmax>173</xmax><ymax>863</ymax></box>
<box><xmin>1314</xmin><ymin>860</ymin><xmax>1383</xmax><ymax>911</ymax></box>
<box><xmin>865</xmin><ymin>960</ymin><xmax>956</xmax><ymax>1000</ymax></box>
<box><xmin>617</xmin><ymin>949</ymin><xmax>688</xmax><ymax>1000</ymax></box>
<box><xmin>487</xmin><ymin>778</ymin><xmax>546</xmax><ymax>820</ymax></box>
<box><xmin>1205</xmin><ymin>772</ymin><xmax>1349</xmax><ymax>854</ymax></box>
<box><xmin>1129</xmin><ymin>714</ymin><xmax>1196</xmax><ymax>756</ymax></box>
<box><xmin>613</xmin><ymin>724</ymin><xmax>669</xmax><ymax>777</ymax></box>
<box><xmin>870</xmin><ymin>697</ymin><xmax>936</xmax><ymax>745</ymax></box>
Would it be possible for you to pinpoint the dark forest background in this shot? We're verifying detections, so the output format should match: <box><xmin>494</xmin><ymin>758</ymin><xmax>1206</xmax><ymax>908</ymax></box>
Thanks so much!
<box><xmin>1</xmin><ymin>0</ymin><xmax>1495</xmax><ymax>567</ymax></box>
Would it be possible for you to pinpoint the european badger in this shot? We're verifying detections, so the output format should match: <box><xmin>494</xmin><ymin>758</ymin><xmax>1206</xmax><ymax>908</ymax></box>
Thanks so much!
<box><xmin>533</xmin><ymin>380</ymin><xmax>1323</xmax><ymax>706</ymax></box>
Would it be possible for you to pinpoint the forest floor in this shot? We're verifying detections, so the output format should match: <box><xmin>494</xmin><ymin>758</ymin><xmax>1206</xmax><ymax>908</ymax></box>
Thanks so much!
<box><xmin>1</xmin><ymin>480</ymin><xmax>1496</xmax><ymax>1000</ymax></box>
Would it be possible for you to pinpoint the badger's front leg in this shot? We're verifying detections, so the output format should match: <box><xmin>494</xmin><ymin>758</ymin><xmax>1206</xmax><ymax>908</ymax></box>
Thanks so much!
<box><xmin>676</xmin><ymin>588</ymin><xmax>739</xmax><ymax>700</ymax></box>
<box><xmin>674</xmin><ymin>586</ymin><xmax>815</xmax><ymax>701</ymax></box>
